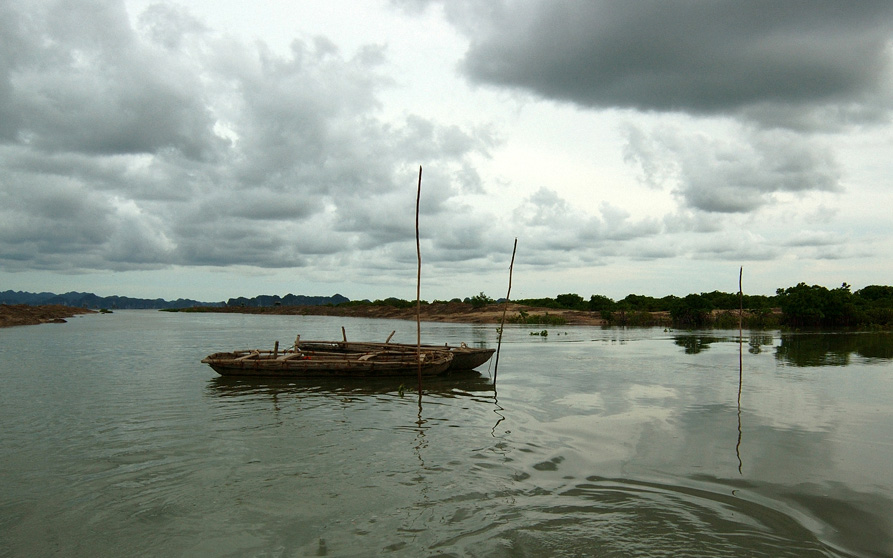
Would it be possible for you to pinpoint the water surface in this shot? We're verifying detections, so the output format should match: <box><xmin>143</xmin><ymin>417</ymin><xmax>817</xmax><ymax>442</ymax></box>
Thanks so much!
<box><xmin>1</xmin><ymin>311</ymin><xmax>891</xmax><ymax>557</ymax></box>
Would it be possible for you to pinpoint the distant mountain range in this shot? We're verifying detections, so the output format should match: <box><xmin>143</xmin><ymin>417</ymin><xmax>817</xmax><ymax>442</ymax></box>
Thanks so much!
<box><xmin>0</xmin><ymin>290</ymin><xmax>350</xmax><ymax>310</ymax></box>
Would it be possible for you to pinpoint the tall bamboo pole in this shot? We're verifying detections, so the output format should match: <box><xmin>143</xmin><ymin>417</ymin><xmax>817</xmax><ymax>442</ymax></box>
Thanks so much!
<box><xmin>738</xmin><ymin>265</ymin><xmax>744</xmax><ymax>386</ymax></box>
<box><xmin>494</xmin><ymin>238</ymin><xmax>517</xmax><ymax>382</ymax></box>
<box><xmin>415</xmin><ymin>166</ymin><xmax>423</xmax><ymax>395</ymax></box>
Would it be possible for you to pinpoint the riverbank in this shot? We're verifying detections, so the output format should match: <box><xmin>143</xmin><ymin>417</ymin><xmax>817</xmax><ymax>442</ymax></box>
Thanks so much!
<box><xmin>0</xmin><ymin>304</ymin><xmax>95</xmax><ymax>328</ymax></box>
<box><xmin>171</xmin><ymin>302</ymin><xmax>611</xmax><ymax>326</ymax></box>
<box><xmin>170</xmin><ymin>304</ymin><xmax>790</xmax><ymax>329</ymax></box>
<box><xmin>3</xmin><ymin>302</ymin><xmax>781</xmax><ymax>329</ymax></box>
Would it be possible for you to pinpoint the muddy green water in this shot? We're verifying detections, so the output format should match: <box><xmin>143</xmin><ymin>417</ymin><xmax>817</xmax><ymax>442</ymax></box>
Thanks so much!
<box><xmin>1</xmin><ymin>311</ymin><xmax>891</xmax><ymax>557</ymax></box>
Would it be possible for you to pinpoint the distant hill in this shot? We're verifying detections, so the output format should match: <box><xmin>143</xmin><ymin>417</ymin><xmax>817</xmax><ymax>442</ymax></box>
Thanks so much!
<box><xmin>0</xmin><ymin>291</ymin><xmax>350</xmax><ymax>310</ymax></box>
<box><xmin>0</xmin><ymin>290</ymin><xmax>223</xmax><ymax>309</ymax></box>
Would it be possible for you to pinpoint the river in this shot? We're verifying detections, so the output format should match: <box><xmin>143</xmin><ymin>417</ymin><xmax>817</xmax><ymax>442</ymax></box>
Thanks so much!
<box><xmin>1</xmin><ymin>310</ymin><xmax>891</xmax><ymax>557</ymax></box>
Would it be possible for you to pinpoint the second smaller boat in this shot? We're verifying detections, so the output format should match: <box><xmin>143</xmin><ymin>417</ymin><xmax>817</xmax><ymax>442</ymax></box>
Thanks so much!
<box><xmin>295</xmin><ymin>336</ymin><xmax>495</xmax><ymax>371</ymax></box>
<box><xmin>202</xmin><ymin>343</ymin><xmax>453</xmax><ymax>377</ymax></box>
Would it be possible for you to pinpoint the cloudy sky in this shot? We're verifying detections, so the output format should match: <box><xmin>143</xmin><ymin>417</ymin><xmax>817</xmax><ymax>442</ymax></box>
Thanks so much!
<box><xmin>2</xmin><ymin>0</ymin><xmax>892</xmax><ymax>303</ymax></box>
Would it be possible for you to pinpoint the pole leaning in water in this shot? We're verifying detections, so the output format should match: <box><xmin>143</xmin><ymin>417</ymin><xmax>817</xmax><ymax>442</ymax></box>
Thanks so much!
<box><xmin>494</xmin><ymin>238</ymin><xmax>517</xmax><ymax>382</ymax></box>
<box><xmin>415</xmin><ymin>166</ymin><xmax>423</xmax><ymax>395</ymax></box>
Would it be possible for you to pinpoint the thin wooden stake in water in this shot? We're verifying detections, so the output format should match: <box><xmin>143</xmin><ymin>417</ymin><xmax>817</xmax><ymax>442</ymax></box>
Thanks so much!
<box><xmin>737</xmin><ymin>265</ymin><xmax>744</xmax><ymax>474</ymax></box>
<box><xmin>738</xmin><ymin>266</ymin><xmax>743</xmax><ymax>342</ymax></box>
<box><xmin>738</xmin><ymin>266</ymin><xmax>744</xmax><ymax>408</ymax></box>
<box><xmin>494</xmin><ymin>238</ymin><xmax>517</xmax><ymax>383</ymax></box>
<box><xmin>415</xmin><ymin>166</ymin><xmax>423</xmax><ymax>395</ymax></box>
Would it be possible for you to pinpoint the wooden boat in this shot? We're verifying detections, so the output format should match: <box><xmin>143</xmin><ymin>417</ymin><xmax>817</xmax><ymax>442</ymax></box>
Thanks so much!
<box><xmin>201</xmin><ymin>346</ymin><xmax>453</xmax><ymax>377</ymax></box>
<box><xmin>295</xmin><ymin>340</ymin><xmax>495</xmax><ymax>371</ymax></box>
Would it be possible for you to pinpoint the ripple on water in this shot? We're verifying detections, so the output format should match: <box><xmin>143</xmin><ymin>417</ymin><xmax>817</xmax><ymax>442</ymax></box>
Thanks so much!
<box><xmin>421</xmin><ymin>475</ymin><xmax>849</xmax><ymax>557</ymax></box>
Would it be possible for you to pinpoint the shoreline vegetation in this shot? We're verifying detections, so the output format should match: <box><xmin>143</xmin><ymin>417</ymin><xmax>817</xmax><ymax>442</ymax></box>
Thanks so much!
<box><xmin>4</xmin><ymin>282</ymin><xmax>892</xmax><ymax>331</ymax></box>
<box><xmin>169</xmin><ymin>283</ymin><xmax>893</xmax><ymax>331</ymax></box>
<box><xmin>163</xmin><ymin>300</ymin><xmax>779</xmax><ymax>329</ymax></box>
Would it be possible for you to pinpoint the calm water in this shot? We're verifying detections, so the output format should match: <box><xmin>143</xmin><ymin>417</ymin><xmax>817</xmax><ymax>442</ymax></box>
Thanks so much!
<box><xmin>1</xmin><ymin>311</ymin><xmax>891</xmax><ymax>557</ymax></box>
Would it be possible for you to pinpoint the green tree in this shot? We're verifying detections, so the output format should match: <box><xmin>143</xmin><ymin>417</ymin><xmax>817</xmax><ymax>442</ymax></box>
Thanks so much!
<box><xmin>555</xmin><ymin>293</ymin><xmax>585</xmax><ymax>309</ymax></box>
<box><xmin>468</xmin><ymin>292</ymin><xmax>494</xmax><ymax>308</ymax></box>
<box><xmin>588</xmin><ymin>294</ymin><xmax>615</xmax><ymax>312</ymax></box>
<box><xmin>375</xmin><ymin>297</ymin><xmax>415</xmax><ymax>308</ymax></box>
<box><xmin>670</xmin><ymin>294</ymin><xmax>713</xmax><ymax>328</ymax></box>
<box><xmin>856</xmin><ymin>285</ymin><xmax>893</xmax><ymax>307</ymax></box>
<box><xmin>776</xmin><ymin>283</ymin><xmax>827</xmax><ymax>327</ymax></box>
<box><xmin>701</xmin><ymin>290</ymin><xmax>739</xmax><ymax>310</ymax></box>
<box><xmin>776</xmin><ymin>283</ymin><xmax>859</xmax><ymax>328</ymax></box>
<box><xmin>824</xmin><ymin>283</ymin><xmax>858</xmax><ymax>326</ymax></box>
<box><xmin>619</xmin><ymin>294</ymin><xmax>661</xmax><ymax>312</ymax></box>
<box><xmin>856</xmin><ymin>285</ymin><xmax>893</xmax><ymax>325</ymax></box>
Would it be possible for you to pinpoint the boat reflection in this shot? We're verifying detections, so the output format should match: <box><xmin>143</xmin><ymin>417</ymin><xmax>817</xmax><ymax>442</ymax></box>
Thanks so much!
<box><xmin>205</xmin><ymin>369</ymin><xmax>495</xmax><ymax>398</ymax></box>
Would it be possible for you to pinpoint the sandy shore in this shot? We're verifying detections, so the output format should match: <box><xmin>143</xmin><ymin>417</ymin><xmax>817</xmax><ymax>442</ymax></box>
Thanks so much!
<box><xmin>0</xmin><ymin>304</ymin><xmax>96</xmax><ymax>328</ymax></box>
<box><xmin>0</xmin><ymin>302</ymin><xmax>607</xmax><ymax>329</ymax></box>
<box><xmin>188</xmin><ymin>302</ymin><xmax>610</xmax><ymax>326</ymax></box>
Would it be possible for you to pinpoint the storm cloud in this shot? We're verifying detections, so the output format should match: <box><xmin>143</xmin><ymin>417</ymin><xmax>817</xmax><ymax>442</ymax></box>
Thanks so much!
<box><xmin>458</xmin><ymin>1</ymin><xmax>893</xmax><ymax>126</ymax></box>
<box><xmin>438</xmin><ymin>0</ymin><xmax>892</xmax><ymax>228</ymax></box>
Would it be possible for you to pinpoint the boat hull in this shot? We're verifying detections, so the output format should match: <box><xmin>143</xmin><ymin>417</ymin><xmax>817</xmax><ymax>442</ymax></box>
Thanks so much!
<box><xmin>445</xmin><ymin>347</ymin><xmax>495</xmax><ymax>370</ymax></box>
<box><xmin>296</xmin><ymin>341</ymin><xmax>495</xmax><ymax>371</ymax></box>
<box><xmin>201</xmin><ymin>349</ymin><xmax>453</xmax><ymax>378</ymax></box>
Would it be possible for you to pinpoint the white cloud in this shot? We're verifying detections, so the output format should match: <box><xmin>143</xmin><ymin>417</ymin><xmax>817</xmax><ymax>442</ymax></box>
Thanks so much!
<box><xmin>623</xmin><ymin>121</ymin><xmax>842</xmax><ymax>213</ymax></box>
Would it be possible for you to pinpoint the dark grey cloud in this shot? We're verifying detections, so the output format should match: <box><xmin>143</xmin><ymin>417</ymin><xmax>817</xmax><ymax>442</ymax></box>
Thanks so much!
<box><xmin>0</xmin><ymin>172</ymin><xmax>111</xmax><ymax>259</ymax></box>
<box><xmin>455</xmin><ymin>1</ymin><xmax>893</xmax><ymax>126</ymax></box>
<box><xmin>3</xmin><ymin>0</ymin><xmax>221</xmax><ymax>159</ymax></box>
<box><xmin>407</xmin><ymin>0</ymin><xmax>888</xmax><ymax>228</ymax></box>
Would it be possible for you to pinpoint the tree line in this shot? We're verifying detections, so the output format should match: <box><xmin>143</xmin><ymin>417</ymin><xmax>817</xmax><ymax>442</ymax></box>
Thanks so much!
<box><xmin>510</xmin><ymin>283</ymin><xmax>893</xmax><ymax>329</ymax></box>
<box><xmin>221</xmin><ymin>282</ymin><xmax>891</xmax><ymax>330</ymax></box>
<box><xmin>355</xmin><ymin>283</ymin><xmax>893</xmax><ymax>329</ymax></box>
